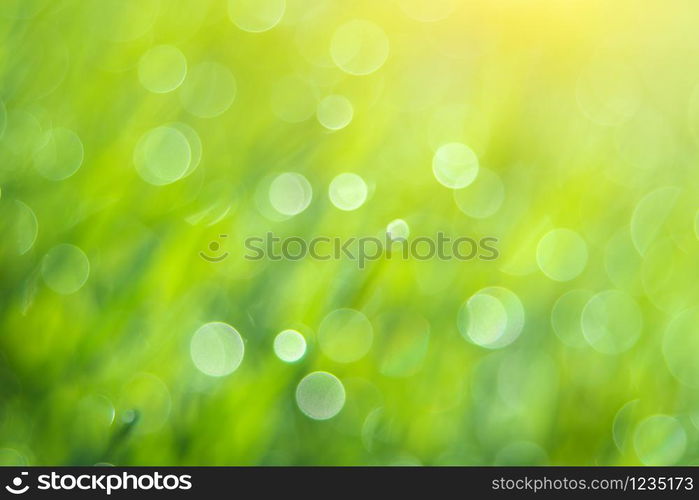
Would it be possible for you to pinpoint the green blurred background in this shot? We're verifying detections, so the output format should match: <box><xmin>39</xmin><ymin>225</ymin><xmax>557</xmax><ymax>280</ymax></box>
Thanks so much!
<box><xmin>1</xmin><ymin>0</ymin><xmax>699</xmax><ymax>465</ymax></box>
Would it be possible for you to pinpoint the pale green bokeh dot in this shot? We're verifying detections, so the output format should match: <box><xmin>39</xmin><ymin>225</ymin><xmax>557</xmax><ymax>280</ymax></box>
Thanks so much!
<box><xmin>551</xmin><ymin>289</ymin><xmax>594</xmax><ymax>348</ymax></box>
<box><xmin>33</xmin><ymin>127</ymin><xmax>84</xmax><ymax>181</ymax></box>
<box><xmin>536</xmin><ymin>228</ymin><xmax>588</xmax><ymax>282</ymax></box>
<box><xmin>630</xmin><ymin>186</ymin><xmax>680</xmax><ymax>255</ymax></box>
<box><xmin>386</xmin><ymin>218</ymin><xmax>409</xmax><ymax>241</ymax></box>
<box><xmin>576</xmin><ymin>59</ymin><xmax>641</xmax><ymax>126</ymax></box>
<box><xmin>273</xmin><ymin>329</ymin><xmax>306</xmax><ymax>363</ymax></box>
<box><xmin>457</xmin><ymin>286</ymin><xmax>524</xmax><ymax>349</ymax></box>
<box><xmin>633</xmin><ymin>415</ymin><xmax>686</xmax><ymax>465</ymax></box>
<box><xmin>138</xmin><ymin>45</ymin><xmax>187</xmax><ymax>93</ymax></box>
<box><xmin>432</xmin><ymin>142</ymin><xmax>479</xmax><ymax>189</ymax></box>
<box><xmin>270</xmin><ymin>75</ymin><xmax>317</xmax><ymax>123</ymax></box>
<box><xmin>41</xmin><ymin>243</ymin><xmax>90</xmax><ymax>294</ymax></box>
<box><xmin>581</xmin><ymin>290</ymin><xmax>642</xmax><ymax>354</ymax></box>
<box><xmin>295</xmin><ymin>371</ymin><xmax>346</xmax><ymax>420</ymax></box>
<box><xmin>663</xmin><ymin>308</ymin><xmax>699</xmax><ymax>387</ymax></box>
<box><xmin>228</xmin><ymin>0</ymin><xmax>285</xmax><ymax>33</ymax></box>
<box><xmin>641</xmin><ymin>239</ymin><xmax>695</xmax><ymax>314</ymax></box>
<box><xmin>79</xmin><ymin>394</ymin><xmax>115</xmax><ymax>427</ymax></box>
<box><xmin>453</xmin><ymin>167</ymin><xmax>504</xmax><ymax>218</ymax></box>
<box><xmin>167</xmin><ymin>122</ymin><xmax>202</xmax><ymax>177</ymax></box>
<box><xmin>190</xmin><ymin>322</ymin><xmax>245</xmax><ymax>377</ymax></box>
<box><xmin>459</xmin><ymin>293</ymin><xmax>507</xmax><ymax>348</ymax></box>
<box><xmin>72</xmin><ymin>394</ymin><xmax>115</xmax><ymax>447</ymax></box>
<box><xmin>361</xmin><ymin>407</ymin><xmax>390</xmax><ymax>453</ymax></box>
<box><xmin>328</xmin><ymin>173</ymin><xmax>367</xmax><ymax>211</ymax></box>
<box><xmin>179</xmin><ymin>62</ymin><xmax>237</xmax><ymax>118</ymax></box>
<box><xmin>604</xmin><ymin>227</ymin><xmax>642</xmax><ymax>292</ymax></box>
<box><xmin>254</xmin><ymin>173</ymin><xmax>294</xmax><ymax>222</ymax></box>
<box><xmin>318</xmin><ymin>308</ymin><xmax>373</xmax><ymax>363</ymax></box>
<box><xmin>317</xmin><ymin>95</ymin><xmax>353</xmax><ymax>130</ymax></box>
<box><xmin>118</xmin><ymin>373</ymin><xmax>171</xmax><ymax>435</ymax></box>
<box><xmin>330</xmin><ymin>20</ymin><xmax>390</xmax><ymax>76</ymax></box>
<box><xmin>133</xmin><ymin>126</ymin><xmax>191</xmax><ymax>186</ymax></box>
<box><xmin>268</xmin><ymin>172</ymin><xmax>313</xmax><ymax>216</ymax></box>
<box><xmin>12</xmin><ymin>200</ymin><xmax>39</xmax><ymax>255</ymax></box>
<box><xmin>613</xmin><ymin>399</ymin><xmax>640</xmax><ymax>452</ymax></box>
<box><xmin>2</xmin><ymin>110</ymin><xmax>41</xmax><ymax>157</ymax></box>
